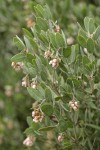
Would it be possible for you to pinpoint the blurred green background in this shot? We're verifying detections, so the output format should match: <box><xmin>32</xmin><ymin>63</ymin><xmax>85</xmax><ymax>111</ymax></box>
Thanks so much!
<box><xmin>0</xmin><ymin>0</ymin><xmax>100</xmax><ymax>150</ymax></box>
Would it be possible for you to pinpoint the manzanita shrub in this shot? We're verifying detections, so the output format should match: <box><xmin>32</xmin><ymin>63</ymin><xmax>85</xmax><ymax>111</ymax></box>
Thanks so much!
<box><xmin>11</xmin><ymin>4</ymin><xmax>100</xmax><ymax>150</ymax></box>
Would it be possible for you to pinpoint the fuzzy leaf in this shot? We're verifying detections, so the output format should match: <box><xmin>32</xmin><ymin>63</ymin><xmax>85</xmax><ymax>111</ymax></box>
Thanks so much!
<box><xmin>11</xmin><ymin>53</ymin><xmax>26</xmax><ymax>62</ymax></box>
<box><xmin>89</xmin><ymin>18</ymin><xmax>95</xmax><ymax>34</ymax></box>
<box><xmin>36</xmin><ymin>17</ymin><xmax>48</xmax><ymax>31</ymax></box>
<box><xmin>87</xmin><ymin>38</ymin><xmax>95</xmax><ymax>53</ymax></box>
<box><xmin>78</xmin><ymin>35</ymin><xmax>86</xmax><ymax>47</ymax></box>
<box><xmin>38</xmin><ymin>126</ymin><xmax>56</xmax><ymax>131</ymax></box>
<box><xmin>41</xmin><ymin>103</ymin><xmax>53</xmax><ymax>116</ymax></box>
<box><xmin>93</xmin><ymin>25</ymin><xmax>100</xmax><ymax>40</ymax></box>
<box><xmin>27</xmin><ymin>87</ymin><xmax>44</xmax><ymax>101</ymax></box>
<box><xmin>56</xmin><ymin>32</ymin><xmax>65</xmax><ymax>48</ymax></box>
<box><xmin>13</xmin><ymin>36</ymin><xmax>25</xmax><ymax>50</ymax></box>
<box><xmin>63</xmin><ymin>47</ymin><xmax>71</xmax><ymax>58</ymax></box>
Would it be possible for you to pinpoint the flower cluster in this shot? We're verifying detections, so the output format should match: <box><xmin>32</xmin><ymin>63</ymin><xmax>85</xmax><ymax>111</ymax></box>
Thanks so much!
<box><xmin>23</xmin><ymin>135</ymin><xmax>36</xmax><ymax>147</ymax></box>
<box><xmin>32</xmin><ymin>109</ymin><xmax>44</xmax><ymax>123</ymax></box>
<box><xmin>69</xmin><ymin>100</ymin><xmax>79</xmax><ymax>111</ymax></box>
<box><xmin>49</xmin><ymin>58</ymin><xmax>61</xmax><ymax>69</ymax></box>
<box><xmin>44</xmin><ymin>50</ymin><xmax>52</xmax><ymax>59</ymax></box>
<box><xmin>22</xmin><ymin>76</ymin><xmax>30</xmax><ymax>87</ymax></box>
<box><xmin>11</xmin><ymin>62</ymin><xmax>23</xmax><ymax>71</ymax></box>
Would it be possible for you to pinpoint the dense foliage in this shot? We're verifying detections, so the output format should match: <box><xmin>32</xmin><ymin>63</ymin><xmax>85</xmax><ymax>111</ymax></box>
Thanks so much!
<box><xmin>11</xmin><ymin>2</ymin><xmax>100</xmax><ymax>150</ymax></box>
<box><xmin>0</xmin><ymin>0</ymin><xmax>100</xmax><ymax>150</ymax></box>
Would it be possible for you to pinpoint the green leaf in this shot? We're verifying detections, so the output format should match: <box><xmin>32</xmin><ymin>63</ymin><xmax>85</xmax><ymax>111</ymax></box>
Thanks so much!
<box><xmin>13</xmin><ymin>36</ymin><xmax>25</xmax><ymax>50</ymax></box>
<box><xmin>82</xmin><ymin>56</ymin><xmax>90</xmax><ymax>65</ymax></box>
<box><xmin>34</xmin><ymin>4</ymin><xmax>44</xmax><ymax>18</ymax></box>
<box><xmin>11</xmin><ymin>53</ymin><xmax>26</xmax><ymax>62</ymax></box>
<box><xmin>22</xmin><ymin>28</ymin><xmax>33</xmax><ymax>38</ymax></box>
<box><xmin>36</xmin><ymin>17</ymin><xmax>48</xmax><ymax>31</ymax></box>
<box><xmin>24</xmin><ymin>36</ymin><xmax>38</xmax><ymax>54</ymax></box>
<box><xmin>24</xmin><ymin>36</ymin><xmax>32</xmax><ymax>49</ymax></box>
<box><xmin>31</xmin><ymin>122</ymin><xmax>40</xmax><ymax>130</ymax></box>
<box><xmin>84</xmin><ymin>17</ymin><xmax>90</xmax><ymax>32</ymax></box>
<box><xmin>55</xmin><ymin>96</ymin><xmax>63</xmax><ymax>101</ymax></box>
<box><xmin>27</xmin><ymin>53</ymin><xmax>35</xmax><ymax>63</ymax></box>
<box><xmin>45</xmin><ymin>88</ymin><xmax>52</xmax><ymax>102</ymax></box>
<box><xmin>63</xmin><ymin>47</ymin><xmax>71</xmax><ymax>58</ymax></box>
<box><xmin>86</xmin><ymin>124</ymin><xmax>100</xmax><ymax>130</ymax></box>
<box><xmin>38</xmin><ymin>126</ymin><xmax>56</xmax><ymax>131</ymax></box>
<box><xmin>49</xmin><ymin>32</ymin><xmax>57</xmax><ymax>48</ymax></box>
<box><xmin>40</xmin><ymin>70</ymin><xmax>48</xmax><ymax>81</ymax></box>
<box><xmin>56</xmin><ymin>32</ymin><xmax>65</xmax><ymax>48</ymax></box>
<box><xmin>44</xmin><ymin>4</ymin><xmax>52</xmax><ymax>19</ymax></box>
<box><xmin>41</xmin><ymin>103</ymin><xmax>53</xmax><ymax>116</ymax></box>
<box><xmin>78</xmin><ymin>35</ymin><xmax>86</xmax><ymax>47</ymax></box>
<box><xmin>27</xmin><ymin>87</ymin><xmax>44</xmax><ymax>101</ymax></box>
<box><xmin>78</xmin><ymin>29</ymin><xmax>87</xmax><ymax>39</ymax></box>
<box><xmin>93</xmin><ymin>25</ymin><xmax>100</xmax><ymax>40</ymax></box>
<box><xmin>27</xmin><ymin>116</ymin><xmax>33</xmax><ymax>126</ymax></box>
<box><xmin>70</xmin><ymin>45</ymin><xmax>76</xmax><ymax>63</ymax></box>
<box><xmin>39</xmin><ymin>30</ymin><xmax>49</xmax><ymax>45</ymax></box>
<box><xmin>87</xmin><ymin>38</ymin><xmax>95</xmax><ymax>53</ymax></box>
<box><xmin>29</xmin><ymin>39</ymin><xmax>38</xmax><ymax>54</ymax></box>
<box><xmin>89</xmin><ymin>18</ymin><xmax>95</xmax><ymax>34</ymax></box>
<box><xmin>59</xmin><ymin>119</ymin><xmax>68</xmax><ymax>132</ymax></box>
<box><xmin>24</xmin><ymin>127</ymin><xmax>34</xmax><ymax>135</ymax></box>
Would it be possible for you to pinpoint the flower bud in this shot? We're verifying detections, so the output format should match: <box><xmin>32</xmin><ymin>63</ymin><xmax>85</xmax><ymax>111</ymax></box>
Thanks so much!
<box><xmin>23</xmin><ymin>136</ymin><xmax>35</xmax><ymax>147</ymax></box>
<box><xmin>67</xmin><ymin>37</ymin><xmax>74</xmax><ymax>45</ymax></box>
<box><xmin>58</xmin><ymin>134</ymin><xmax>64</xmax><ymax>142</ymax></box>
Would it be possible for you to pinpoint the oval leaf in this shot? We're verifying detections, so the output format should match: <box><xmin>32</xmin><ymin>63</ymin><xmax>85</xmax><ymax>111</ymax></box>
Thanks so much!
<box><xmin>87</xmin><ymin>38</ymin><xmax>95</xmax><ymax>53</ymax></box>
<box><xmin>11</xmin><ymin>53</ymin><xmax>26</xmax><ymax>62</ymax></box>
<box><xmin>41</xmin><ymin>103</ymin><xmax>53</xmax><ymax>116</ymax></box>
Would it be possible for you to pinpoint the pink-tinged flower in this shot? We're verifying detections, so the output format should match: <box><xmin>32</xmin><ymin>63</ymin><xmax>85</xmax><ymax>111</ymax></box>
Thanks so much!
<box><xmin>23</xmin><ymin>136</ymin><xmax>36</xmax><ymax>147</ymax></box>
<box><xmin>11</xmin><ymin>62</ymin><xmax>23</xmax><ymax>71</ymax></box>
<box><xmin>31</xmin><ymin>81</ymin><xmax>37</xmax><ymax>89</ymax></box>
<box><xmin>44</xmin><ymin>50</ymin><xmax>51</xmax><ymax>59</ymax></box>
<box><xmin>69</xmin><ymin>100</ymin><xmax>79</xmax><ymax>111</ymax></box>
<box><xmin>22</xmin><ymin>76</ymin><xmax>30</xmax><ymax>87</ymax></box>
<box><xmin>32</xmin><ymin>109</ymin><xmax>44</xmax><ymax>123</ymax></box>
<box><xmin>58</xmin><ymin>134</ymin><xmax>64</xmax><ymax>142</ymax></box>
<box><xmin>49</xmin><ymin>58</ymin><xmax>61</xmax><ymax>69</ymax></box>
<box><xmin>67</xmin><ymin>37</ymin><xmax>74</xmax><ymax>45</ymax></box>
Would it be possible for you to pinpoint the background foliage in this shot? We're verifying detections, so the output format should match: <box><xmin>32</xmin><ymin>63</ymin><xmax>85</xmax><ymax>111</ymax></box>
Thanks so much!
<box><xmin>0</xmin><ymin>0</ymin><xmax>100</xmax><ymax>150</ymax></box>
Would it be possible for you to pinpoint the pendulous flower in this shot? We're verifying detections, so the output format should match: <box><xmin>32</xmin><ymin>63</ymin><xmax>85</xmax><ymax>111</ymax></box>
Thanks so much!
<box><xmin>49</xmin><ymin>58</ymin><xmax>61</xmax><ymax>69</ymax></box>
<box><xmin>58</xmin><ymin>134</ymin><xmax>64</xmax><ymax>142</ymax></box>
<box><xmin>32</xmin><ymin>109</ymin><xmax>44</xmax><ymax>123</ymax></box>
<box><xmin>23</xmin><ymin>135</ymin><xmax>36</xmax><ymax>147</ymax></box>
<box><xmin>11</xmin><ymin>62</ymin><xmax>23</xmax><ymax>71</ymax></box>
<box><xmin>69</xmin><ymin>100</ymin><xmax>79</xmax><ymax>111</ymax></box>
